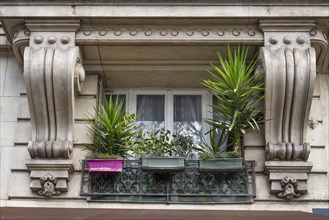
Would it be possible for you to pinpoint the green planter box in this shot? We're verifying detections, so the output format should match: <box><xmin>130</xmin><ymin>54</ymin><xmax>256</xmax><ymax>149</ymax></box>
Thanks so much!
<box><xmin>199</xmin><ymin>158</ymin><xmax>243</xmax><ymax>172</ymax></box>
<box><xmin>141</xmin><ymin>157</ymin><xmax>185</xmax><ymax>172</ymax></box>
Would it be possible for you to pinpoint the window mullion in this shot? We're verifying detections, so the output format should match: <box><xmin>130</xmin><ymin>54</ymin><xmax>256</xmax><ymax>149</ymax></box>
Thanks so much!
<box><xmin>166</xmin><ymin>90</ymin><xmax>173</xmax><ymax>132</ymax></box>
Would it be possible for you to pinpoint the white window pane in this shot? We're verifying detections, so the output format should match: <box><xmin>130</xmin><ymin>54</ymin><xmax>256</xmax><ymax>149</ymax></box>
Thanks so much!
<box><xmin>174</xmin><ymin>95</ymin><xmax>202</xmax><ymax>143</ymax></box>
<box><xmin>137</xmin><ymin>95</ymin><xmax>165</xmax><ymax>132</ymax></box>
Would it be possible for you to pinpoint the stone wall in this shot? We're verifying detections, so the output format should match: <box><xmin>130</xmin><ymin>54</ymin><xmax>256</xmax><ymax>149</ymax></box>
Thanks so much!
<box><xmin>1</xmin><ymin>50</ymin><xmax>328</xmax><ymax>212</ymax></box>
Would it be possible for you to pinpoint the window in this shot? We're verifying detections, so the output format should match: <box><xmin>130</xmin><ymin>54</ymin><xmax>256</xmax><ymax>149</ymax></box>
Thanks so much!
<box><xmin>174</xmin><ymin>95</ymin><xmax>202</xmax><ymax>142</ymax></box>
<box><xmin>105</xmin><ymin>89</ymin><xmax>211</xmax><ymax>144</ymax></box>
<box><xmin>136</xmin><ymin>95</ymin><xmax>165</xmax><ymax>132</ymax></box>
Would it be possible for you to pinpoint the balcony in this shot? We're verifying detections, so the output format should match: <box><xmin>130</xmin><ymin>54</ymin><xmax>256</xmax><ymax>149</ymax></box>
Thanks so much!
<box><xmin>80</xmin><ymin>160</ymin><xmax>256</xmax><ymax>204</ymax></box>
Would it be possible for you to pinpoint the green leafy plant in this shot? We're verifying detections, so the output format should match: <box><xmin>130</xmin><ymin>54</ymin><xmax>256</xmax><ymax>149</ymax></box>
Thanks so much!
<box><xmin>172</xmin><ymin>134</ymin><xmax>196</xmax><ymax>159</ymax></box>
<box><xmin>202</xmin><ymin>46</ymin><xmax>265</xmax><ymax>157</ymax></box>
<box><xmin>85</xmin><ymin>96</ymin><xmax>139</xmax><ymax>159</ymax></box>
<box><xmin>134</xmin><ymin>130</ymin><xmax>197</xmax><ymax>159</ymax></box>
<box><xmin>197</xmin><ymin>129</ymin><xmax>229</xmax><ymax>159</ymax></box>
<box><xmin>134</xmin><ymin>129</ymin><xmax>176</xmax><ymax>157</ymax></box>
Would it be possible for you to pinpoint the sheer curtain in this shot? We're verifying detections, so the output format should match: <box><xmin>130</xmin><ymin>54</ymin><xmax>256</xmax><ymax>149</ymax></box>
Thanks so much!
<box><xmin>136</xmin><ymin>95</ymin><xmax>165</xmax><ymax>132</ymax></box>
<box><xmin>174</xmin><ymin>95</ymin><xmax>202</xmax><ymax>143</ymax></box>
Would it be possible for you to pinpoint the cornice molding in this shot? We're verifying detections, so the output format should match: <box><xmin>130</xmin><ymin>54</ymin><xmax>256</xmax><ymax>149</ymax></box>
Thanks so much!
<box><xmin>76</xmin><ymin>27</ymin><xmax>263</xmax><ymax>44</ymax></box>
<box><xmin>25</xmin><ymin>20</ymin><xmax>80</xmax><ymax>32</ymax></box>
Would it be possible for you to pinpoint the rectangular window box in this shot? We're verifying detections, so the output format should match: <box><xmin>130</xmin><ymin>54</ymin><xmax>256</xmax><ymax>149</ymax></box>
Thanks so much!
<box><xmin>141</xmin><ymin>157</ymin><xmax>185</xmax><ymax>172</ymax></box>
<box><xmin>87</xmin><ymin>159</ymin><xmax>123</xmax><ymax>174</ymax></box>
<box><xmin>199</xmin><ymin>158</ymin><xmax>243</xmax><ymax>172</ymax></box>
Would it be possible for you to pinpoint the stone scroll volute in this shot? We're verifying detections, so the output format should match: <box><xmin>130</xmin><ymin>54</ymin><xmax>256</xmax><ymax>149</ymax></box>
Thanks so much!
<box><xmin>23</xmin><ymin>20</ymin><xmax>85</xmax><ymax>159</ymax></box>
<box><xmin>260</xmin><ymin>20</ymin><xmax>317</xmax><ymax>200</ymax></box>
<box><xmin>259</xmin><ymin>21</ymin><xmax>317</xmax><ymax>161</ymax></box>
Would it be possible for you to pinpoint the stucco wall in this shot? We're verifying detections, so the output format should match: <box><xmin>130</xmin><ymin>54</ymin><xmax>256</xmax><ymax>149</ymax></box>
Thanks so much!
<box><xmin>1</xmin><ymin>49</ymin><xmax>328</xmax><ymax>212</ymax></box>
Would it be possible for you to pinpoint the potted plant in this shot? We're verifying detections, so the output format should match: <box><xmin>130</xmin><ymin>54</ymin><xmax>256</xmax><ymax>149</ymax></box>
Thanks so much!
<box><xmin>197</xmin><ymin>129</ymin><xmax>243</xmax><ymax>171</ymax></box>
<box><xmin>84</xmin><ymin>96</ymin><xmax>138</xmax><ymax>174</ymax></box>
<box><xmin>134</xmin><ymin>129</ymin><xmax>186</xmax><ymax>172</ymax></box>
<box><xmin>198</xmin><ymin>46</ymin><xmax>264</xmax><ymax>171</ymax></box>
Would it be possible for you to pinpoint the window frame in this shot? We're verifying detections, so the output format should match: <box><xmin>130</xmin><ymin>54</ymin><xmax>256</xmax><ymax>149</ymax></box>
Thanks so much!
<box><xmin>105</xmin><ymin>88</ymin><xmax>212</xmax><ymax>141</ymax></box>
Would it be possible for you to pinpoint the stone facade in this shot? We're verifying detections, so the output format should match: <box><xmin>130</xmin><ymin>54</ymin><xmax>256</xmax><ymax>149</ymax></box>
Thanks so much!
<box><xmin>0</xmin><ymin>0</ymin><xmax>328</xmax><ymax>213</ymax></box>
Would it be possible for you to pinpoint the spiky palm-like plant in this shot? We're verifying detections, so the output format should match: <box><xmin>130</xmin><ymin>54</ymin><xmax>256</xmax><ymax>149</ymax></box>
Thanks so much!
<box><xmin>85</xmin><ymin>96</ymin><xmax>138</xmax><ymax>159</ymax></box>
<box><xmin>203</xmin><ymin>46</ymin><xmax>264</xmax><ymax>156</ymax></box>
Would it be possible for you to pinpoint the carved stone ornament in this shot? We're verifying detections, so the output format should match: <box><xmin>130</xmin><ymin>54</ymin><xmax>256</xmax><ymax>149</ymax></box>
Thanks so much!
<box><xmin>308</xmin><ymin>118</ymin><xmax>319</xmax><ymax>129</ymax></box>
<box><xmin>259</xmin><ymin>20</ymin><xmax>316</xmax><ymax>161</ymax></box>
<box><xmin>277</xmin><ymin>177</ymin><xmax>301</xmax><ymax>200</ymax></box>
<box><xmin>23</xmin><ymin>20</ymin><xmax>85</xmax><ymax>159</ymax></box>
<box><xmin>38</xmin><ymin>173</ymin><xmax>61</xmax><ymax>198</ymax></box>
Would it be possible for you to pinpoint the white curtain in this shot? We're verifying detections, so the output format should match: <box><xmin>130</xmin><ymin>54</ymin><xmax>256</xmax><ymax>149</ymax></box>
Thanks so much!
<box><xmin>174</xmin><ymin>95</ymin><xmax>202</xmax><ymax>143</ymax></box>
<box><xmin>136</xmin><ymin>95</ymin><xmax>165</xmax><ymax>132</ymax></box>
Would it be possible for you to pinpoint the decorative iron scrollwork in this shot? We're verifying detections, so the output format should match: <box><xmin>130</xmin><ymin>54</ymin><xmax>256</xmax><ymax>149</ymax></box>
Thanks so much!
<box><xmin>81</xmin><ymin>160</ymin><xmax>256</xmax><ymax>204</ymax></box>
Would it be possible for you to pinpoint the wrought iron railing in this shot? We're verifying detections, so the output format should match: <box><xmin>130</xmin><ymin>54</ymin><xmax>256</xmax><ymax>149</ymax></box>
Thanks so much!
<box><xmin>80</xmin><ymin>160</ymin><xmax>256</xmax><ymax>204</ymax></box>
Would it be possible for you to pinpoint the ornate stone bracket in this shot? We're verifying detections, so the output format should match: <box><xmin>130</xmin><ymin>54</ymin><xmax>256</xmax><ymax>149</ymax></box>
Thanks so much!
<box><xmin>26</xmin><ymin>159</ymin><xmax>74</xmax><ymax>198</ymax></box>
<box><xmin>23</xmin><ymin>20</ymin><xmax>85</xmax><ymax>197</ymax></box>
<box><xmin>38</xmin><ymin>173</ymin><xmax>61</xmax><ymax>198</ymax></box>
<box><xmin>24</xmin><ymin>20</ymin><xmax>85</xmax><ymax>159</ymax></box>
<box><xmin>277</xmin><ymin>177</ymin><xmax>301</xmax><ymax>200</ymax></box>
<box><xmin>259</xmin><ymin>20</ymin><xmax>316</xmax><ymax>200</ymax></box>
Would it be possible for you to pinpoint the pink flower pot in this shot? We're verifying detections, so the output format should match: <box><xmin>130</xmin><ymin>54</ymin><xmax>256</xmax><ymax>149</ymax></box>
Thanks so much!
<box><xmin>87</xmin><ymin>159</ymin><xmax>123</xmax><ymax>174</ymax></box>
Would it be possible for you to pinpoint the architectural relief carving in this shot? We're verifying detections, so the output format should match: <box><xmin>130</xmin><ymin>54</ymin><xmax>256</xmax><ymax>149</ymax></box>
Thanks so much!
<box><xmin>24</xmin><ymin>20</ymin><xmax>85</xmax><ymax>159</ymax></box>
<box><xmin>38</xmin><ymin>173</ymin><xmax>61</xmax><ymax>198</ymax></box>
<box><xmin>277</xmin><ymin>177</ymin><xmax>301</xmax><ymax>200</ymax></box>
<box><xmin>260</xmin><ymin>21</ymin><xmax>316</xmax><ymax>161</ymax></box>
<box><xmin>76</xmin><ymin>27</ymin><xmax>264</xmax><ymax>44</ymax></box>
<box><xmin>260</xmin><ymin>20</ymin><xmax>316</xmax><ymax>199</ymax></box>
<box><xmin>308</xmin><ymin>118</ymin><xmax>319</xmax><ymax>129</ymax></box>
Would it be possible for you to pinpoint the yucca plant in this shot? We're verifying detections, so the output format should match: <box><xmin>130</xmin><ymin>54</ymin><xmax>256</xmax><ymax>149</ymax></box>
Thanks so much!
<box><xmin>85</xmin><ymin>96</ymin><xmax>138</xmax><ymax>159</ymax></box>
<box><xmin>202</xmin><ymin>46</ymin><xmax>265</xmax><ymax>157</ymax></box>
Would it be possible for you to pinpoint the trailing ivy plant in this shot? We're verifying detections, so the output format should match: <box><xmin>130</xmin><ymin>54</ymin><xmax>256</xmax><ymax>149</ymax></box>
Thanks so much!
<box><xmin>84</xmin><ymin>96</ymin><xmax>139</xmax><ymax>159</ymax></box>
<box><xmin>202</xmin><ymin>46</ymin><xmax>265</xmax><ymax>157</ymax></box>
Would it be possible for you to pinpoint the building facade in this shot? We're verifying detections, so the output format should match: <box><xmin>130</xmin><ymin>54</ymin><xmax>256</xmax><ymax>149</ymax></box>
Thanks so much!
<box><xmin>0</xmin><ymin>1</ymin><xmax>328</xmax><ymax>218</ymax></box>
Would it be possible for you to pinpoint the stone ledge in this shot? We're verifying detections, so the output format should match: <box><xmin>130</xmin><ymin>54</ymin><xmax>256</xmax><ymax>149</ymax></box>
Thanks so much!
<box><xmin>25</xmin><ymin>159</ymin><xmax>74</xmax><ymax>198</ymax></box>
<box><xmin>265</xmin><ymin>161</ymin><xmax>313</xmax><ymax>174</ymax></box>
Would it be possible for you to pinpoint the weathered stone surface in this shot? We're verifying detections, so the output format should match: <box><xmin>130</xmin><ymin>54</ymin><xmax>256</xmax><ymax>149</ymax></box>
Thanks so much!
<box><xmin>17</xmin><ymin>97</ymin><xmax>30</xmax><ymax>120</ymax></box>
<box><xmin>308</xmin><ymin>148</ymin><xmax>328</xmax><ymax>172</ymax></box>
<box><xmin>1</xmin><ymin>53</ymin><xmax>25</xmax><ymax>97</ymax></box>
<box><xmin>0</xmin><ymin>147</ymin><xmax>13</xmax><ymax>200</ymax></box>
<box><xmin>244</xmin><ymin>148</ymin><xmax>265</xmax><ymax>172</ymax></box>
<box><xmin>73</xmin><ymin>123</ymin><xmax>92</xmax><ymax>145</ymax></box>
<box><xmin>10</xmin><ymin>146</ymin><xmax>30</xmax><ymax>171</ymax></box>
<box><xmin>312</xmin><ymin>75</ymin><xmax>321</xmax><ymax>97</ymax></box>
<box><xmin>79</xmin><ymin>75</ymin><xmax>98</xmax><ymax>96</ymax></box>
<box><xmin>14</xmin><ymin>121</ymin><xmax>31</xmax><ymax>145</ymax></box>
<box><xmin>309</xmin><ymin>99</ymin><xmax>322</xmax><ymax>123</ymax></box>
<box><xmin>1</xmin><ymin>96</ymin><xmax>28</xmax><ymax>122</ymax></box>
<box><xmin>243</xmin><ymin>126</ymin><xmax>265</xmax><ymax>147</ymax></box>
<box><xmin>72</xmin><ymin>147</ymin><xmax>90</xmax><ymax>171</ymax></box>
<box><xmin>75</xmin><ymin>97</ymin><xmax>96</xmax><ymax>121</ymax></box>
<box><xmin>8</xmin><ymin>172</ymin><xmax>35</xmax><ymax>198</ymax></box>
<box><xmin>307</xmin><ymin>174</ymin><xmax>329</xmax><ymax>200</ymax></box>
<box><xmin>307</xmin><ymin>123</ymin><xmax>327</xmax><ymax>146</ymax></box>
<box><xmin>1</xmin><ymin>122</ymin><xmax>17</xmax><ymax>146</ymax></box>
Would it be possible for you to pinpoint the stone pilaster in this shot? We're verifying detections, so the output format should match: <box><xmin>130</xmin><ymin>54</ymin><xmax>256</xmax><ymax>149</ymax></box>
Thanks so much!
<box><xmin>23</xmin><ymin>20</ymin><xmax>85</xmax><ymax>198</ymax></box>
<box><xmin>259</xmin><ymin>20</ymin><xmax>316</xmax><ymax>200</ymax></box>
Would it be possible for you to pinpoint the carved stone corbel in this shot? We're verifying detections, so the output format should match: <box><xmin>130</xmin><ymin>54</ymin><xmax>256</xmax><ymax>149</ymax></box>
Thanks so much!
<box><xmin>23</xmin><ymin>20</ymin><xmax>84</xmax><ymax>197</ymax></box>
<box><xmin>259</xmin><ymin>20</ymin><xmax>315</xmax><ymax>199</ymax></box>
<box><xmin>277</xmin><ymin>177</ymin><xmax>301</xmax><ymax>200</ymax></box>
<box><xmin>38</xmin><ymin>173</ymin><xmax>61</xmax><ymax>198</ymax></box>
